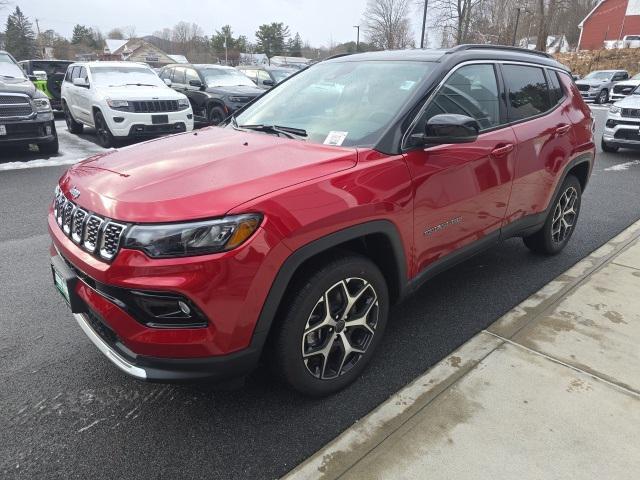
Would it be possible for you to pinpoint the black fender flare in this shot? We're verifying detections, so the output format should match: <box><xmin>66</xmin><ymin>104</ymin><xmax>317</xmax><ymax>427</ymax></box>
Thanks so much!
<box><xmin>248</xmin><ymin>220</ymin><xmax>408</xmax><ymax>353</ymax></box>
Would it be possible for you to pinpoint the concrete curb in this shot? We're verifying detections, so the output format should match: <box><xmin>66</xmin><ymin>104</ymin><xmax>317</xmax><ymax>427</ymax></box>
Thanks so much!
<box><xmin>283</xmin><ymin>219</ymin><xmax>640</xmax><ymax>480</ymax></box>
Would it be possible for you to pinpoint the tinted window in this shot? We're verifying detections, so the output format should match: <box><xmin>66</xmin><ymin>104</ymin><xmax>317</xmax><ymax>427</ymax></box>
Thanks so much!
<box><xmin>503</xmin><ymin>65</ymin><xmax>551</xmax><ymax>121</ymax></box>
<box><xmin>548</xmin><ymin>70</ymin><xmax>564</xmax><ymax>105</ymax></box>
<box><xmin>421</xmin><ymin>64</ymin><xmax>501</xmax><ymax>131</ymax></box>
<box><xmin>185</xmin><ymin>68</ymin><xmax>200</xmax><ymax>84</ymax></box>
<box><xmin>159</xmin><ymin>68</ymin><xmax>171</xmax><ymax>80</ymax></box>
<box><xmin>70</xmin><ymin>66</ymin><xmax>80</xmax><ymax>80</ymax></box>
<box><xmin>173</xmin><ymin>67</ymin><xmax>186</xmax><ymax>84</ymax></box>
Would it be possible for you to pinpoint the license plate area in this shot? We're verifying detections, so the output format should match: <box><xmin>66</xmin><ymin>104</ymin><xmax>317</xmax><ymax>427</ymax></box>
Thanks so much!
<box><xmin>51</xmin><ymin>255</ymin><xmax>86</xmax><ymax>313</ymax></box>
<box><xmin>152</xmin><ymin>114</ymin><xmax>169</xmax><ymax>124</ymax></box>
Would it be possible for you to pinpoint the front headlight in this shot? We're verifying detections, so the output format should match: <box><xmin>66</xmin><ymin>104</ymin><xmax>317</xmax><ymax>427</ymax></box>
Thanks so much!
<box><xmin>178</xmin><ymin>98</ymin><xmax>190</xmax><ymax>110</ymax></box>
<box><xmin>123</xmin><ymin>214</ymin><xmax>262</xmax><ymax>258</ymax></box>
<box><xmin>228</xmin><ymin>96</ymin><xmax>251</xmax><ymax>103</ymax></box>
<box><xmin>609</xmin><ymin>105</ymin><xmax>621</xmax><ymax>115</ymax></box>
<box><xmin>589</xmin><ymin>85</ymin><xmax>600</xmax><ymax>90</ymax></box>
<box><xmin>107</xmin><ymin>99</ymin><xmax>130</xmax><ymax>110</ymax></box>
<box><xmin>33</xmin><ymin>98</ymin><xmax>52</xmax><ymax>112</ymax></box>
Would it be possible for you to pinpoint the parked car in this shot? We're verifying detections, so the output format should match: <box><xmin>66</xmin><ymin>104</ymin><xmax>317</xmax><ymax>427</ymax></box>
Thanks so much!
<box><xmin>602</xmin><ymin>87</ymin><xmax>640</xmax><ymax>152</ymax></box>
<box><xmin>610</xmin><ymin>72</ymin><xmax>640</xmax><ymax>101</ymax></box>
<box><xmin>236</xmin><ymin>65</ymin><xmax>297</xmax><ymax>89</ymax></box>
<box><xmin>49</xmin><ymin>45</ymin><xmax>594</xmax><ymax>396</ymax></box>
<box><xmin>19</xmin><ymin>59</ymin><xmax>72</xmax><ymax>111</ymax></box>
<box><xmin>575</xmin><ymin>69</ymin><xmax>629</xmax><ymax>104</ymax></box>
<box><xmin>61</xmin><ymin>61</ymin><xmax>193</xmax><ymax>148</ymax></box>
<box><xmin>159</xmin><ymin>64</ymin><xmax>263</xmax><ymax>125</ymax></box>
<box><xmin>0</xmin><ymin>51</ymin><xmax>59</xmax><ymax>154</ymax></box>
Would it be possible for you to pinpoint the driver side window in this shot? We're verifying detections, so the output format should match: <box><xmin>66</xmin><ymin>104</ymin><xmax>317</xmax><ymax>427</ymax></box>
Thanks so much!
<box><xmin>413</xmin><ymin>64</ymin><xmax>501</xmax><ymax>138</ymax></box>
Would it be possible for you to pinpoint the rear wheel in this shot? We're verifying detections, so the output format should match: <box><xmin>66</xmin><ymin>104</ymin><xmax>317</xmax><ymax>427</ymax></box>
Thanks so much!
<box><xmin>595</xmin><ymin>89</ymin><xmax>609</xmax><ymax>104</ymax></box>
<box><xmin>208</xmin><ymin>105</ymin><xmax>226</xmax><ymax>126</ymax></box>
<box><xmin>601</xmin><ymin>138</ymin><xmax>619</xmax><ymax>153</ymax></box>
<box><xmin>63</xmin><ymin>102</ymin><xmax>83</xmax><ymax>134</ymax></box>
<box><xmin>94</xmin><ymin>110</ymin><xmax>116</xmax><ymax>148</ymax></box>
<box><xmin>523</xmin><ymin>175</ymin><xmax>582</xmax><ymax>255</ymax></box>
<box><xmin>271</xmin><ymin>254</ymin><xmax>389</xmax><ymax>397</ymax></box>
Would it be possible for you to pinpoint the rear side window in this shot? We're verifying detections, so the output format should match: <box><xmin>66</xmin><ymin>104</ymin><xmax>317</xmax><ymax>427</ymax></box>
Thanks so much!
<box><xmin>421</xmin><ymin>63</ymin><xmax>502</xmax><ymax>131</ymax></box>
<box><xmin>503</xmin><ymin>64</ymin><xmax>551</xmax><ymax>121</ymax></box>
<box><xmin>548</xmin><ymin>70</ymin><xmax>564</xmax><ymax>105</ymax></box>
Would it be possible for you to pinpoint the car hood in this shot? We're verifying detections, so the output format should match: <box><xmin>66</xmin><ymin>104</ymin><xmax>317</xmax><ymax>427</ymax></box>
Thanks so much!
<box><xmin>205</xmin><ymin>85</ymin><xmax>263</xmax><ymax>96</ymax></box>
<box><xmin>614</xmin><ymin>80</ymin><xmax>640</xmax><ymax>88</ymax></box>
<box><xmin>613</xmin><ymin>95</ymin><xmax>640</xmax><ymax>108</ymax></box>
<box><xmin>60</xmin><ymin>127</ymin><xmax>357</xmax><ymax>223</ymax></box>
<box><xmin>0</xmin><ymin>77</ymin><xmax>36</xmax><ymax>96</ymax></box>
<box><xmin>94</xmin><ymin>85</ymin><xmax>185</xmax><ymax>101</ymax></box>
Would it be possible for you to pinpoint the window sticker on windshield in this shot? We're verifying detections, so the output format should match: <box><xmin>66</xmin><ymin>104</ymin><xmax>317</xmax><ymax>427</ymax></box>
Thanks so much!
<box><xmin>324</xmin><ymin>131</ymin><xmax>349</xmax><ymax>146</ymax></box>
<box><xmin>400</xmin><ymin>80</ymin><xmax>416</xmax><ymax>90</ymax></box>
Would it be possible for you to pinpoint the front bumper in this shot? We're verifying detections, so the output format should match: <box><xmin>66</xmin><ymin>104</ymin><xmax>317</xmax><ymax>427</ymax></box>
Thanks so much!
<box><xmin>0</xmin><ymin>113</ymin><xmax>56</xmax><ymax>145</ymax></box>
<box><xmin>106</xmin><ymin>110</ymin><xmax>194</xmax><ymax>137</ymax></box>
<box><xmin>603</xmin><ymin>119</ymin><xmax>640</xmax><ymax>148</ymax></box>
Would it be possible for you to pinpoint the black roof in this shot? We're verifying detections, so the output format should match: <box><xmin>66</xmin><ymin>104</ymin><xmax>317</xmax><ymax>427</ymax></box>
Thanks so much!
<box><xmin>325</xmin><ymin>44</ymin><xmax>568</xmax><ymax>71</ymax></box>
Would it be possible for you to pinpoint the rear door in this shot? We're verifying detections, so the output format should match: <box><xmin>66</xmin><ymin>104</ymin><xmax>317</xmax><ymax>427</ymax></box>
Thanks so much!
<box><xmin>501</xmin><ymin>64</ymin><xmax>576</xmax><ymax>226</ymax></box>
<box><xmin>403</xmin><ymin>63</ymin><xmax>517</xmax><ymax>272</ymax></box>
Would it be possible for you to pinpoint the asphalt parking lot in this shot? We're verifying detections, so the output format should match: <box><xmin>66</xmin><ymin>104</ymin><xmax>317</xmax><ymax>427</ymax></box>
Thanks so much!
<box><xmin>1</xmin><ymin>106</ymin><xmax>640</xmax><ymax>480</ymax></box>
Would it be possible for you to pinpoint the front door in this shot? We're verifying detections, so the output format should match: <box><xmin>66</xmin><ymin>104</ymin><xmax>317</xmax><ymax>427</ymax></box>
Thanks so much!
<box><xmin>403</xmin><ymin>63</ymin><xmax>516</xmax><ymax>273</ymax></box>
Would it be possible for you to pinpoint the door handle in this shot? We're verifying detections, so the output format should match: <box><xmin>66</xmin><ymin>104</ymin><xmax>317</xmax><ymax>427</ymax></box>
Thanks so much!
<box><xmin>491</xmin><ymin>144</ymin><xmax>514</xmax><ymax>158</ymax></box>
<box><xmin>556</xmin><ymin>124</ymin><xmax>571</xmax><ymax>136</ymax></box>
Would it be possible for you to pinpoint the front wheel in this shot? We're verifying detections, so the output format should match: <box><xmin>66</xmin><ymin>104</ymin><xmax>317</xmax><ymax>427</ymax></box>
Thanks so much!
<box><xmin>271</xmin><ymin>254</ymin><xmax>389</xmax><ymax>397</ymax></box>
<box><xmin>94</xmin><ymin>110</ymin><xmax>116</xmax><ymax>148</ymax></box>
<box><xmin>523</xmin><ymin>175</ymin><xmax>582</xmax><ymax>255</ymax></box>
<box><xmin>208</xmin><ymin>105</ymin><xmax>226</xmax><ymax>126</ymax></box>
<box><xmin>601</xmin><ymin>138</ymin><xmax>619</xmax><ymax>153</ymax></box>
<box><xmin>595</xmin><ymin>89</ymin><xmax>609</xmax><ymax>104</ymax></box>
<box><xmin>63</xmin><ymin>103</ymin><xmax>83</xmax><ymax>134</ymax></box>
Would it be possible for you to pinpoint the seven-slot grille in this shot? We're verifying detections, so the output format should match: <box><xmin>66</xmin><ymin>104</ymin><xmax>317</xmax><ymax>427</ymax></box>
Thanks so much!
<box><xmin>53</xmin><ymin>187</ymin><xmax>127</xmax><ymax>261</ymax></box>
<box><xmin>622</xmin><ymin>108</ymin><xmax>640</xmax><ymax>118</ymax></box>
<box><xmin>577</xmin><ymin>84</ymin><xmax>590</xmax><ymax>92</ymax></box>
<box><xmin>132</xmin><ymin>100</ymin><xmax>179</xmax><ymax>113</ymax></box>
<box><xmin>0</xmin><ymin>94</ymin><xmax>34</xmax><ymax>118</ymax></box>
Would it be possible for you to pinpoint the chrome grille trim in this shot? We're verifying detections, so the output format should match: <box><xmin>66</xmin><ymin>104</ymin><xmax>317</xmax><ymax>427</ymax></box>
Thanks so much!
<box><xmin>53</xmin><ymin>189</ymin><xmax>127</xmax><ymax>261</ymax></box>
<box><xmin>0</xmin><ymin>93</ymin><xmax>34</xmax><ymax>118</ymax></box>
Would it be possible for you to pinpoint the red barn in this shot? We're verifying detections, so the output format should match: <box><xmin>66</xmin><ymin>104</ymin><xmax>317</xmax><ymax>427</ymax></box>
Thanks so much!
<box><xmin>579</xmin><ymin>0</ymin><xmax>640</xmax><ymax>50</ymax></box>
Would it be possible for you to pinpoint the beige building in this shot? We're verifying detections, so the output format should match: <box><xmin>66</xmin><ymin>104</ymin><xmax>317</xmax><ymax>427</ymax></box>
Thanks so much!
<box><xmin>103</xmin><ymin>39</ymin><xmax>178</xmax><ymax>68</ymax></box>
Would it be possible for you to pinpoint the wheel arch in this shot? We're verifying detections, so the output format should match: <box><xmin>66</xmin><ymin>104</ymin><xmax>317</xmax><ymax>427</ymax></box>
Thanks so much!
<box><xmin>249</xmin><ymin>220</ymin><xmax>408</xmax><ymax>354</ymax></box>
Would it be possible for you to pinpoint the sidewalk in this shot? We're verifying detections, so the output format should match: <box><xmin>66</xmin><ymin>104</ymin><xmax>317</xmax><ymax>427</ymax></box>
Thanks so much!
<box><xmin>285</xmin><ymin>220</ymin><xmax>640</xmax><ymax>480</ymax></box>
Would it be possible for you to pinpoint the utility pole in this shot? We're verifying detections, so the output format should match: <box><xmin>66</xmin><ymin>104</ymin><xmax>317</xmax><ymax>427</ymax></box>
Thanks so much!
<box><xmin>224</xmin><ymin>33</ymin><xmax>228</xmax><ymax>65</ymax></box>
<box><xmin>420</xmin><ymin>0</ymin><xmax>429</xmax><ymax>49</ymax></box>
<box><xmin>353</xmin><ymin>25</ymin><xmax>360</xmax><ymax>52</ymax></box>
<box><xmin>512</xmin><ymin>7</ymin><xmax>522</xmax><ymax>47</ymax></box>
<box><xmin>35</xmin><ymin>18</ymin><xmax>44</xmax><ymax>58</ymax></box>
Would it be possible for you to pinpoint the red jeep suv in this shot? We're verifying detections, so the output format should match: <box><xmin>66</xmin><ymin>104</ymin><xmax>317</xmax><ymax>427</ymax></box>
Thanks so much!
<box><xmin>49</xmin><ymin>46</ymin><xmax>595</xmax><ymax>396</ymax></box>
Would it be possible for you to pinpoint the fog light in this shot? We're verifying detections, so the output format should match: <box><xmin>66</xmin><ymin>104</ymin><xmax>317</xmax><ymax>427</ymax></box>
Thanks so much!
<box><xmin>178</xmin><ymin>300</ymin><xmax>191</xmax><ymax>315</ymax></box>
<box><xmin>113</xmin><ymin>117</ymin><xmax>125</xmax><ymax>123</ymax></box>
<box><xmin>45</xmin><ymin>125</ymin><xmax>52</xmax><ymax>135</ymax></box>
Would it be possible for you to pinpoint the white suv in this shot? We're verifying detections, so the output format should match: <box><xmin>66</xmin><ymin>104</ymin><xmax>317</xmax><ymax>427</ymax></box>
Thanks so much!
<box><xmin>61</xmin><ymin>61</ymin><xmax>193</xmax><ymax>147</ymax></box>
<box><xmin>602</xmin><ymin>89</ymin><xmax>640</xmax><ymax>153</ymax></box>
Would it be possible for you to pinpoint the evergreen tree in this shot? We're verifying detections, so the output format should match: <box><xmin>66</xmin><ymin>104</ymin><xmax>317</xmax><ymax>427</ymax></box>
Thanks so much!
<box><xmin>4</xmin><ymin>6</ymin><xmax>38</xmax><ymax>60</ymax></box>
<box><xmin>255</xmin><ymin>23</ymin><xmax>290</xmax><ymax>58</ymax></box>
<box><xmin>71</xmin><ymin>24</ymin><xmax>96</xmax><ymax>47</ymax></box>
<box><xmin>288</xmin><ymin>32</ymin><xmax>303</xmax><ymax>57</ymax></box>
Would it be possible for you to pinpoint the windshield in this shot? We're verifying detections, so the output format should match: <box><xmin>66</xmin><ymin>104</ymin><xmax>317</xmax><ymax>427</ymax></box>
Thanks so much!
<box><xmin>271</xmin><ymin>69</ymin><xmax>295</xmax><ymax>82</ymax></box>
<box><xmin>632</xmin><ymin>73</ymin><xmax>640</xmax><ymax>80</ymax></box>
<box><xmin>0</xmin><ymin>53</ymin><xmax>27</xmax><ymax>79</ymax></box>
<box><xmin>584</xmin><ymin>71</ymin><xmax>613</xmax><ymax>80</ymax></box>
<box><xmin>90</xmin><ymin>66</ymin><xmax>166</xmax><ymax>87</ymax></box>
<box><xmin>234</xmin><ymin>60</ymin><xmax>432</xmax><ymax>147</ymax></box>
<box><xmin>200</xmin><ymin>67</ymin><xmax>256</xmax><ymax>87</ymax></box>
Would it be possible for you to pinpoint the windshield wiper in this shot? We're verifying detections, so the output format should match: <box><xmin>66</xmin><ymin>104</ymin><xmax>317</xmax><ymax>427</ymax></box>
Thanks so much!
<box><xmin>239</xmin><ymin>124</ymin><xmax>307</xmax><ymax>140</ymax></box>
<box><xmin>109</xmin><ymin>83</ymin><xmax>158</xmax><ymax>87</ymax></box>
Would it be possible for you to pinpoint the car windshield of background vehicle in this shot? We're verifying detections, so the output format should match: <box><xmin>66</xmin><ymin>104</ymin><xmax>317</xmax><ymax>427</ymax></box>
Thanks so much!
<box><xmin>30</xmin><ymin>61</ymin><xmax>71</xmax><ymax>75</ymax></box>
<box><xmin>90</xmin><ymin>66</ymin><xmax>167</xmax><ymax>87</ymax></box>
<box><xmin>200</xmin><ymin>68</ymin><xmax>256</xmax><ymax>87</ymax></box>
<box><xmin>234</xmin><ymin>60</ymin><xmax>432</xmax><ymax>147</ymax></box>
<box><xmin>584</xmin><ymin>71</ymin><xmax>613</xmax><ymax>80</ymax></box>
<box><xmin>271</xmin><ymin>69</ymin><xmax>295</xmax><ymax>82</ymax></box>
<box><xmin>0</xmin><ymin>53</ymin><xmax>27</xmax><ymax>79</ymax></box>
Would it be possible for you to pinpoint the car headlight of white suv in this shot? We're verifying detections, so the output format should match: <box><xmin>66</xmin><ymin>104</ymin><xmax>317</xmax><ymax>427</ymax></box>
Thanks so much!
<box><xmin>178</xmin><ymin>98</ymin><xmax>190</xmax><ymax>110</ymax></box>
<box><xmin>32</xmin><ymin>98</ymin><xmax>52</xmax><ymax>113</ymax></box>
<box><xmin>609</xmin><ymin>105</ymin><xmax>621</xmax><ymax>115</ymax></box>
<box><xmin>106</xmin><ymin>99</ymin><xmax>130</xmax><ymax>110</ymax></box>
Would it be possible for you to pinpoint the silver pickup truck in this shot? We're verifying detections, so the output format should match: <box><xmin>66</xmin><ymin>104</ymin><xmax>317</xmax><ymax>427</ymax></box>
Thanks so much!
<box><xmin>1</xmin><ymin>50</ymin><xmax>59</xmax><ymax>154</ymax></box>
<box><xmin>575</xmin><ymin>70</ymin><xmax>629</xmax><ymax>104</ymax></box>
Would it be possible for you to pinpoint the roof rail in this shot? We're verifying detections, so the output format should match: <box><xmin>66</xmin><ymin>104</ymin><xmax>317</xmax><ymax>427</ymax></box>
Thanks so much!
<box><xmin>322</xmin><ymin>53</ymin><xmax>354</xmax><ymax>61</ymax></box>
<box><xmin>449</xmin><ymin>44</ymin><xmax>554</xmax><ymax>59</ymax></box>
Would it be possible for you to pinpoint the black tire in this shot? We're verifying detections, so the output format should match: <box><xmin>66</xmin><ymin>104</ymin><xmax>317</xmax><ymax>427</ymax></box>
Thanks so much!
<box><xmin>523</xmin><ymin>175</ymin><xmax>582</xmax><ymax>255</ymax></box>
<box><xmin>63</xmin><ymin>102</ymin><xmax>83</xmax><ymax>134</ymax></box>
<box><xmin>208</xmin><ymin>105</ymin><xmax>226</xmax><ymax>126</ymax></box>
<box><xmin>601</xmin><ymin>138</ymin><xmax>619</xmax><ymax>153</ymax></box>
<box><xmin>38</xmin><ymin>136</ymin><xmax>59</xmax><ymax>155</ymax></box>
<box><xmin>595</xmin><ymin>89</ymin><xmax>608</xmax><ymax>104</ymax></box>
<box><xmin>94</xmin><ymin>110</ymin><xmax>116</xmax><ymax>148</ymax></box>
<box><xmin>271</xmin><ymin>254</ymin><xmax>389</xmax><ymax>397</ymax></box>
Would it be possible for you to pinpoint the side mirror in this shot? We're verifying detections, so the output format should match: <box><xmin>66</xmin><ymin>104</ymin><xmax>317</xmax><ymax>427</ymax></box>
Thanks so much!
<box><xmin>413</xmin><ymin>114</ymin><xmax>480</xmax><ymax>145</ymax></box>
<box><xmin>163</xmin><ymin>78</ymin><xmax>172</xmax><ymax>86</ymax></box>
<box><xmin>73</xmin><ymin>77</ymin><xmax>89</xmax><ymax>88</ymax></box>
<box><xmin>189</xmin><ymin>79</ymin><xmax>202</xmax><ymax>88</ymax></box>
<box><xmin>28</xmin><ymin>74</ymin><xmax>37</xmax><ymax>82</ymax></box>
<box><xmin>262</xmin><ymin>79</ymin><xmax>274</xmax><ymax>87</ymax></box>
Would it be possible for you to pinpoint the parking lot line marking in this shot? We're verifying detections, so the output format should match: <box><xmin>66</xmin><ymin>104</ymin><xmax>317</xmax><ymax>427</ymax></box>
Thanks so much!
<box><xmin>0</xmin><ymin>157</ymin><xmax>82</xmax><ymax>171</ymax></box>
<box><xmin>605</xmin><ymin>160</ymin><xmax>640</xmax><ymax>171</ymax></box>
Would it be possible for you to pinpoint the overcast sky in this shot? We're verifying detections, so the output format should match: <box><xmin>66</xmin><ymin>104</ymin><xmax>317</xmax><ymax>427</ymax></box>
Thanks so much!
<box><xmin>6</xmin><ymin>0</ymin><xmax>429</xmax><ymax>48</ymax></box>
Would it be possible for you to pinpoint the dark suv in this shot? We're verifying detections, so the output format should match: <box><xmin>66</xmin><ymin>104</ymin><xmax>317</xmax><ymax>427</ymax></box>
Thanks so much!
<box><xmin>1</xmin><ymin>51</ymin><xmax>59</xmax><ymax>154</ymax></box>
<box><xmin>237</xmin><ymin>65</ymin><xmax>297</xmax><ymax>89</ymax></box>
<box><xmin>49</xmin><ymin>46</ymin><xmax>594</xmax><ymax>396</ymax></box>
<box><xmin>159</xmin><ymin>64</ymin><xmax>263</xmax><ymax>125</ymax></box>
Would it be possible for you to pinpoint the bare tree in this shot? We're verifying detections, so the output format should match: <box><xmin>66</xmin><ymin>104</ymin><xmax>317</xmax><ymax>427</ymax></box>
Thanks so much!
<box><xmin>363</xmin><ymin>0</ymin><xmax>414</xmax><ymax>50</ymax></box>
<box><xmin>430</xmin><ymin>0</ymin><xmax>484</xmax><ymax>46</ymax></box>
<box><xmin>122</xmin><ymin>25</ymin><xmax>137</xmax><ymax>39</ymax></box>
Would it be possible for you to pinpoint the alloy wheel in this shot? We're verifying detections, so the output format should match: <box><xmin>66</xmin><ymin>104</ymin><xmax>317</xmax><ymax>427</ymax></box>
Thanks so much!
<box><xmin>96</xmin><ymin>116</ymin><xmax>109</xmax><ymax>145</ymax></box>
<box><xmin>302</xmin><ymin>278</ymin><xmax>379</xmax><ymax>380</ymax></box>
<box><xmin>551</xmin><ymin>186</ymin><xmax>578</xmax><ymax>243</ymax></box>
